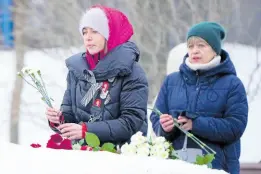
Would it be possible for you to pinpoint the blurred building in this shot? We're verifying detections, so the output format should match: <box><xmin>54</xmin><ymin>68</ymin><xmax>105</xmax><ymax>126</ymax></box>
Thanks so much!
<box><xmin>0</xmin><ymin>0</ymin><xmax>13</xmax><ymax>48</ymax></box>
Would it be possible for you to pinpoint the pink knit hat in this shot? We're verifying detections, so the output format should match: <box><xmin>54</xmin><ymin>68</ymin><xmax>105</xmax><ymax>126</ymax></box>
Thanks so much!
<box><xmin>79</xmin><ymin>5</ymin><xmax>134</xmax><ymax>70</ymax></box>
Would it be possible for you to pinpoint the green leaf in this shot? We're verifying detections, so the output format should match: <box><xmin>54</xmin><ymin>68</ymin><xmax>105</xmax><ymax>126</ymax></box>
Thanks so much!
<box><xmin>93</xmin><ymin>146</ymin><xmax>101</xmax><ymax>151</ymax></box>
<box><xmin>101</xmin><ymin>143</ymin><xmax>115</xmax><ymax>152</ymax></box>
<box><xmin>194</xmin><ymin>154</ymin><xmax>215</xmax><ymax>166</ymax></box>
<box><xmin>195</xmin><ymin>155</ymin><xmax>205</xmax><ymax>165</ymax></box>
<box><xmin>203</xmin><ymin>154</ymin><xmax>215</xmax><ymax>164</ymax></box>
<box><xmin>78</xmin><ymin>139</ymin><xmax>85</xmax><ymax>146</ymax></box>
<box><xmin>169</xmin><ymin>155</ymin><xmax>178</xmax><ymax>160</ymax></box>
<box><xmin>85</xmin><ymin>132</ymin><xmax>100</xmax><ymax>148</ymax></box>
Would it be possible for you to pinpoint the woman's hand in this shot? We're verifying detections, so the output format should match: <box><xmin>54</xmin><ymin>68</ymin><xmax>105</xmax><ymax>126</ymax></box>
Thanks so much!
<box><xmin>160</xmin><ymin>114</ymin><xmax>174</xmax><ymax>132</ymax></box>
<box><xmin>177</xmin><ymin>116</ymin><xmax>193</xmax><ymax>131</ymax></box>
<box><xmin>45</xmin><ymin>107</ymin><xmax>62</xmax><ymax>124</ymax></box>
<box><xmin>58</xmin><ymin>123</ymin><xmax>82</xmax><ymax>140</ymax></box>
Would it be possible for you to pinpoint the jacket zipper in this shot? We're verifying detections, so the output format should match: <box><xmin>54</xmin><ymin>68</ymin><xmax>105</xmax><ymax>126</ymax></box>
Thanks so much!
<box><xmin>194</xmin><ymin>70</ymin><xmax>200</xmax><ymax>110</ymax></box>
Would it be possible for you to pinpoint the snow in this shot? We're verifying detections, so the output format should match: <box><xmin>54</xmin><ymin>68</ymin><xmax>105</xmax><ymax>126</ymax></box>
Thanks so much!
<box><xmin>0</xmin><ymin>42</ymin><xmax>260</xmax><ymax>163</ymax></box>
<box><xmin>0</xmin><ymin>141</ymin><xmax>228</xmax><ymax>174</ymax></box>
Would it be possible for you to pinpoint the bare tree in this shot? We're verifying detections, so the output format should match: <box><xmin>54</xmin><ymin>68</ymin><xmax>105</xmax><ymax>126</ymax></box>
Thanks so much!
<box><xmin>12</xmin><ymin>0</ymin><xmax>260</xmax><ymax>130</ymax></box>
<box><xmin>242</xmin><ymin>7</ymin><xmax>261</xmax><ymax>103</ymax></box>
<box><xmin>9</xmin><ymin>0</ymin><xmax>27</xmax><ymax>144</ymax></box>
<box><xmin>122</xmin><ymin>0</ymin><xmax>239</xmax><ymax>103</ymax></box>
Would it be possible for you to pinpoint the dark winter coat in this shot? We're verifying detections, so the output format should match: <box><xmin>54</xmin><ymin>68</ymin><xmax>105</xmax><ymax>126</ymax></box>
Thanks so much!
<box><xmin>60</xmin><ymin>41</ymin><xmax>148</xmax><ymax>145</ymax></box>
<box><xmin>150</xmin><ymin>50</ymin><xmax>248</xmax><ymax>174</ymax></box>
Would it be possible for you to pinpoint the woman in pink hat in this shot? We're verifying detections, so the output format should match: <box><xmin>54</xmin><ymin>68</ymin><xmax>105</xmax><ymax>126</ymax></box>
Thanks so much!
<box><xmin>45</xmin><ymin>5</ymin><xmax>148</xmax><ymax>146</ymax></box>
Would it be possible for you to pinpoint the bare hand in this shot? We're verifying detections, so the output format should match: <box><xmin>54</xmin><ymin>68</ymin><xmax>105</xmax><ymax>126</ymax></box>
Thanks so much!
<box><xmin>160</xmin><ymin>114</ymin><xmax>174</xmax><ymax>132</ymax></box>
<box><xmin>58</xmin><ymin>123</ymin><xmax>82</xmax><ymax>140</ymax></box>
<box><xmin>177</xmin><ymin>116</ymin><xmax>192</xmax><ymax>131</ymax></box>
<box><xmin>45</xmin><ymin>107</ymin><xmax>62</xmax><ymax>124</ymax></box>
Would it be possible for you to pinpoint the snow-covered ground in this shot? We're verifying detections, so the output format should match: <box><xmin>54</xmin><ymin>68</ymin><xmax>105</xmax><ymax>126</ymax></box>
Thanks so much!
<box><xmin>0</xmin><ymin>43</ymin><xmax>260</xmax><ymax>163</ymax></box>
<box><xmin>0</xmin><ymin>141</ymin><xmax>228</xmax><ymax>174</ymax></box>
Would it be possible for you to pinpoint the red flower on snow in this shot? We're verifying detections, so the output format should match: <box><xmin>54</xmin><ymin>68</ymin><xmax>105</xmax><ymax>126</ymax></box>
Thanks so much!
<box><xmin>46</xmin><ymin>133</ymin><xmax>72</xmax><ymax>150</ymax></box>
<box><xmin>50</xmin><ymin>133</ymin><xmax>63</xmax><ymax>143</ymax></box>
<box><xmin>59</xmin><ymin>139</ymin><xmax>72</xmax><ymax>150</ymax></box>
<box><xmin>46</xmin><ymin>139</ymin><xmax>60</xmax><ymax>149</ymax></box>
<box><xmin>31</xmin><ymin>133</ymin><xmax>73</xmax><ymax>150</ymax></box>
<box><xmin>30</xmin><ymin>143</ymin><xmax>41</xmax><ymax>148</ymax></box>
<box><xmin>80</xmin><ymin>145</ymin><xmax>93</xmax><ymax>151</ymax></box>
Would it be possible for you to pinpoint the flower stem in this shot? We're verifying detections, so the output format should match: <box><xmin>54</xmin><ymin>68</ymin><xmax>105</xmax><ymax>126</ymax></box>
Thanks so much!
<box><xmin>148</xmin><ymin>108</ymin><xmax>216</xmax><ymax>155</ymax></box>
<box><xmin>18</xmin><ymin>74</ymin><xmax>38</xmax><ymax>91</ymax></box>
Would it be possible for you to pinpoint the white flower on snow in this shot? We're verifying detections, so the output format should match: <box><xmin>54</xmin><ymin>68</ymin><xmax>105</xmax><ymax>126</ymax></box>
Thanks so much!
<box><xmin>153</xmin><ymin>136</ymin><xmax>166</xmax><ymax>145</ymax></box>
<box><xmin>130</xmin><ymin>131</ymin><xmax>146</xmax><ymax>146</ymax></box>
<box><xmin>137</xmin><ymin>146</ymin><xmax>150</xmax><ymax>156</ymax></box>
<box><xmin>72</xmin><ymin>143</ymin><xmax>82</xmax><ymax>150</ymax></box>
<box><xmin>150</xmin><ymin>147</ymin><xmax>169</xmax><ymax>159</ymax></box>
<box><xmin>120</xmin><ymin>143</ymin><xmax>137</xmax><ymax>155</ymax></box>
<box><xmin>137</xmin><ymin>142</ymin><xmax>150</xmax><ymax>149</ymax></box>
<box><xmin>152</xmin><ymin>144</ymin><xmax>165</xmax><ymax>152</ymax></box>
<box><xmin>163</xmin><ymin>142</ymin><xmax>170</xmax><ymax>149</ymax></box>
<box><xmin>155</xmin><ymin>150</ymin><xmax>169</xmax><ymax>159</ymax></box>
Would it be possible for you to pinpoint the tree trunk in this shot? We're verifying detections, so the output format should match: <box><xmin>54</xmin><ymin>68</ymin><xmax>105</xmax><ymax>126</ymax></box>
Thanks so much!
<box><xmin>9</xmin><ymin>0</ymin><xmax>25</xmax><ymax>144</ymax></box>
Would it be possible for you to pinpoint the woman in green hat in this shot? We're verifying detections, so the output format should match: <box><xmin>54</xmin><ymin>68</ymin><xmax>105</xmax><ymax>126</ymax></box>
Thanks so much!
<box><xmin>150</xmin><ymin>21</ymin><xmax>248</xmax><ymax>174</ymax></box>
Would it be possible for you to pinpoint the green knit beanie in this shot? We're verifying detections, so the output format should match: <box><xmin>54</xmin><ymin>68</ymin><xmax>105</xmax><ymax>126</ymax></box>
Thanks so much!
<box><xmin>186</xmin><ymin>22</ymin><xmax>226</xmax><ymax>55</ymax></box>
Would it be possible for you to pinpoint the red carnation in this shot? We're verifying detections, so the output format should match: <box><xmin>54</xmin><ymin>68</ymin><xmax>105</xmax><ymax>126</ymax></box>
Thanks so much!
<box><xmin>30</xmin><ymin>143</ymin><xmax>41</xmax><ymax>148</ymax></box>
<box><xmin>80</xmin><ymin>145</ymin><xmax>88</xmax><ymax>150</ymax></box>
<box><xmin>50</xmin><ymin>133</ymin><xmax>63</xmax><ymax>143</ymax></box>
<box><xmin>59</xmin><ymin>139</ymin><xmax>72</xmax><ymax>150</ymax></box>
<box><xmin>47</xmin><ymin>139</ymin><xmax>60</xmax><ymax>149</ymax></box>
<box><xmin>80</xmin><ymin>145</ymin><xmax>93</xmax><ymax>151</ymax></box>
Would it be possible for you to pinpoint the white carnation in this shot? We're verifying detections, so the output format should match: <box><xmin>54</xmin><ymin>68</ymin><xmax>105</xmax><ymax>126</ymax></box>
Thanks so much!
<box><xmin>137</xmin><ymin>142</ymin><xmax>150</xmax><ymax>149</ymax></box>
<box><xmin>120</xmin><ymin>143</ymin><xmax>136</xmax><ymax>155</ymax></box>
<box><xmin>154</xmin><ymin>144</ymin><xmax>165</xmax><ymax>152</ymax></box>
<box><xmin>130</xmin><ymin>132</ymin><xmax>146</xmax><ymax>146</ymax></box>
<box><xmin>28</xmin><ymin>68</ymin><xmax>40</xmax><ymax>76</ymax></box>
<box><xmin>154</xmin><ymin>136</ymin><xmax>166</xmax><ymax>145</ymax></box>
<box><xmin>163</xmin><ymin>142</ymin><xmax>170</xmax><ymax>149</ymax></box>
<box><xmin>21</xmin><ymin>67</ymin><xmax>31</xmax><ymax>74</ymax></box>
<box><xmin>72</xmin><ymin>143</ymin><xmax>81</xmax><ymax>150</ymax></box>
<box><xmin>137</xmin><ymin>146</ymin><xmax>150</xmax><ymax>156</ymax></box>
<box><xmin>155</xmin><ymin>150</ymin><xmax>169</xmax><ymax>159</ymax></box>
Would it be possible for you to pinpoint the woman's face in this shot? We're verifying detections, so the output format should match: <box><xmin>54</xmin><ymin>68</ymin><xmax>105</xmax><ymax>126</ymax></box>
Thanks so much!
<box><xmin>187</xmin><ymin>37</ymin><xmax>217</xmax><ymax>64</ymax></box>
<box><xmin>83</xmin><ymin>27</ymin><xmax>106</xmax><ymax>55</ymax></box>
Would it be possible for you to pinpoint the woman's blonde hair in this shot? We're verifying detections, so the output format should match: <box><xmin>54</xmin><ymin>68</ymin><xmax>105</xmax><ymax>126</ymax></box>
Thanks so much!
<box><xmin>187</xmin><ymin>36</ymin><xmax>209</xmax><ymax>47</ymax></box>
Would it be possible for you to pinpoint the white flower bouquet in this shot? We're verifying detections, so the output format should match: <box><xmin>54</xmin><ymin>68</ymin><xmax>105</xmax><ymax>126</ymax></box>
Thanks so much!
<box><xmin>17</xmin><ymin>67</ymin><xmax>63</xmax><ymax>133</ymax></box>
<box><xmin>120</xmin><ymin>131</ymin><xmax>177</xmax><ymax>159</ymax></box>
<box><xmin>17</xmin><ymin>67</ymin><xmax>54</xmax><ymax>108</ymax></box>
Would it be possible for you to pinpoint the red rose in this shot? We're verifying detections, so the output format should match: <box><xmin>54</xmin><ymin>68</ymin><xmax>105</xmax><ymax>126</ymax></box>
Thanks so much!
<box><xmin>80</xmin><ymin>145</ymin><xmax>93</xmax><ymax>151</ymax></box>
<box><xmin>50</xmin><ymin>133</ymin><xmax>63</xmax><ymax>143</ymax></box>
<box><xmin>87</xmin><ymin>146</ymin><xmax>93</xmax><ymax>151</ymax></box>
<box><xmin>46</xmin><ymin>140</ymin><xmax>60</xmax><ymax>149</ymax></box>
<box><xmin>80</xmin><ymin>146</ymin><xmax>87</xmax><ymax>150</ymax></box>
<box><xmin>30</xmin><ymin>143</ymin><xmax>41</xmax><ymax>148</ymax></box>
<box><xmin>59</xmin><ymin>139</ymin><xmax>72</xmax><ymax>150</ymax></box>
